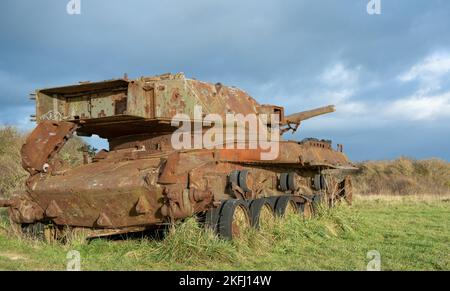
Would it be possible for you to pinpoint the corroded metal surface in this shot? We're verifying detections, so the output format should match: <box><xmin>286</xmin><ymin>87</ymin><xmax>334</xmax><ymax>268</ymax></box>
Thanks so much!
<box><xmin>21</xmin><ymin>121</ymin><xmax>78</xmax><ymax>175</ymax></box>
<box><xmin>0</xmin><ymin>199</ymin><xmax>10</xmax><ymax>207</ymax></box>
<box><xmin>285</xmin><ymin>105</ymin><xmax>335</xmax><ymax>124</ymax></box>
<box><xmin>1</xmin><ymin>73</ymin><xmax>356</xmax><ymax>239</ymax></box>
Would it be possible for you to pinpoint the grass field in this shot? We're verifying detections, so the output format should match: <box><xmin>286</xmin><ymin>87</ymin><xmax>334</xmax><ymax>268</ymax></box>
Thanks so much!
<box><xmin>1</xmin><ymin>127</ymin><xmax>449</xmax><ymax>270</ymax></box>
<box><xmin>0</xmin><ymin>196</ymin><xmax>448</xmax><ymax>271</ymax></box>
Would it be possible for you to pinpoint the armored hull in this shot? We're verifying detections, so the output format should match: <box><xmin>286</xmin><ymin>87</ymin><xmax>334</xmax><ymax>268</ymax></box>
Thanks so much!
<box><xmin>1</xmin><ymin>73</ymin><xmax>356</xmax><ymax>240</ymax></box>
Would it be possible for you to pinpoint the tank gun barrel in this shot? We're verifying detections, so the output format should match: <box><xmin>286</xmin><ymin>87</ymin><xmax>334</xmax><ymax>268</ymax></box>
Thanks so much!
<box><xmin>280</xmin><ymin>105</ymin><xmax>335</xmax><ymax>134</ymax></box>
<box><xmin>284</xmin><ymin>105</ymin><xmax>335</xmax><ymax>125</ymax></box>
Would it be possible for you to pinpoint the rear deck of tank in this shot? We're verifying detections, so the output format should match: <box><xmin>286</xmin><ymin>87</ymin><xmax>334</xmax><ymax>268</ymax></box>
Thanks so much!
<box><xmin>30</xmin><ymin>157</ymin><xmax>166</xmax><ymax>229</ymax></box>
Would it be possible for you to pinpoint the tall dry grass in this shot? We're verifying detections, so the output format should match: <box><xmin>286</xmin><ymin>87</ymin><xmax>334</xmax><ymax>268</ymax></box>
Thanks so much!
<box><xmin>0</xmin><ymin>127</ymin><xmax>28</xmax><ymax>198</ymax></box>
<box><xmin>0</xmin><ymin>126</ymin><xmax>86</xmax><ymax>198</ymax></box>
<box><xmin>353</xmin><ymin>157</ymin><xmax>450</xmax><ymax>196</ymax></box>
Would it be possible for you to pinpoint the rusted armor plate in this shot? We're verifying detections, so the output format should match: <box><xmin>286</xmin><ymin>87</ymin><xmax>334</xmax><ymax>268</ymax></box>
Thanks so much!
<box><xmin>21</xmin><ymin>121</ymin><xmax>78</xmax><ymax>175</ymax></box>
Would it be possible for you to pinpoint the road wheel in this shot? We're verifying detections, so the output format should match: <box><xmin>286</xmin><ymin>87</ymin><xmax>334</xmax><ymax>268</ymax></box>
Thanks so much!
<box><xmin>287</xmin><ymin>172</ymin><xmax>298</xmax><ymax>191</ymax></box>
<box><xmin>274</xmin><ymin>196</ymin><xmax>298</xmax><ymax>217</ymax></box>
<box><xmin>229</xmin><ymin>170</ymin><xmax>240</xmax><ymax>185</ymax></box>
<box><xmin>299</xmin><ymin>201</ymin><xmax>314</xmax><ymax>219</ymax></box>
<box><xmin>249</xmin><ymin>198</ymin><xmax>275</xmax><ymax>229</ymax></box>
<box><xmin>218</xmin><ymin>200</ymin><xmax>251</xmax><ymax>240</ymax></box>
<box><xmin>238</xmin><ymin>170</ymin><xmax>253</xmax><ymax>192</ymax></box>
<box><xmin>312</xmin><ymin>194</ymin><xmax>324</xmax><ymax>213</ymax></box>
<box><xmin>203</xmin><ymin>205</ymin><xmax>222</xmax><ymax>232</ymax></box>
<box><xmin>279</xmin><ymin>173</ymin><xmax>289</xmax><ymax>192</ymax></box>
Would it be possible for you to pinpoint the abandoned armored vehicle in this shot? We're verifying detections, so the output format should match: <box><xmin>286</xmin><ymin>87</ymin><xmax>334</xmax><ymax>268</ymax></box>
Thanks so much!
<box><xmin>0</xmin><ymin>73</ymin><xmax>356</xmax><ymax>241</ymax></box>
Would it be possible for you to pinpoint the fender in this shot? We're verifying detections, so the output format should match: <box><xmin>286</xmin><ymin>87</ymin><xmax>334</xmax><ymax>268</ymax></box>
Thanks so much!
<box><xmin>21</xmin><ymin>121</ymin><xmax>78</xmax><ymax>175</ymax></box>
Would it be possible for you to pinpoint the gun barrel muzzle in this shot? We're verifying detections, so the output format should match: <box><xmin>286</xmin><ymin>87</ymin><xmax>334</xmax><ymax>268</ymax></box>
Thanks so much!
<box><xmin>285</xmin><ymin>105</ymin><xmax>336</xmax><ymax>124</ymax></box>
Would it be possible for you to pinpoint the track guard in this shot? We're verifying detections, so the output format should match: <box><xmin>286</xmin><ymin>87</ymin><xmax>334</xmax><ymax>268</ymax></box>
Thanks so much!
<box><xmin>21</xmin><ymin>121</ymin><xmax>78</xmax><ymax>175</ymax></box>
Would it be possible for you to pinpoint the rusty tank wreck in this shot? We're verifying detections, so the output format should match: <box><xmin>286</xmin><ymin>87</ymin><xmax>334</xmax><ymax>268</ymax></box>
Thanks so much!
<box><xmin>0</xmin><ymin>73</ymin><xmax>356</xmax><ymax>241</ymax></box>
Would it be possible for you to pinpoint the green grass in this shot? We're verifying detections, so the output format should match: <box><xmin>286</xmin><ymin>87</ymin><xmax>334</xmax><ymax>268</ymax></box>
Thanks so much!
<box><xmin>0</xmin><ymin>199</ymin><xmax>449</xmax><ymax>271</ymax></box>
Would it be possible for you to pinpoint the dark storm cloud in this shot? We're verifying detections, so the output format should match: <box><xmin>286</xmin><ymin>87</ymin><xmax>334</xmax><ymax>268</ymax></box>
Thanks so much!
<box><xmin>1</xmin><ymin>0</ymin><xmax>450</xmax><ymax>160</ymax></box>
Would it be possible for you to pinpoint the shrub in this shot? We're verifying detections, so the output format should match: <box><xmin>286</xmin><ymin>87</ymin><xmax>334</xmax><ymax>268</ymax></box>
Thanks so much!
<box><xmin>0</xmin><ymin>126</ymin><xmax>86</xmax><ymax>198</ymax></box>
<box><xmin>353</xmin><ymin>157</ymin><xmax>450</xmax><ymax>195</ymax></box>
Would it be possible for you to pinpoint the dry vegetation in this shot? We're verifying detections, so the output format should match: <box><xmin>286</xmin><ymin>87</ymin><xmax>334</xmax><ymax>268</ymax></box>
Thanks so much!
<box><xmin>0</xmin><ymin>126</ymin><xmax>86</xmax><ymax>198</ymax></box>
<box><xmin>0</xmin><ymin>127</ymin><xmax>28</xmax><ymax>198</ymax></box>
<box><xmin>354</xmin><ymin>157</ymin><xmax>450</xmax><ymax>196</ymax></box>
<box><xmin>1</xmin><ymin>126</ymin><xmax>449</xmax><ymax>199</ymax></box>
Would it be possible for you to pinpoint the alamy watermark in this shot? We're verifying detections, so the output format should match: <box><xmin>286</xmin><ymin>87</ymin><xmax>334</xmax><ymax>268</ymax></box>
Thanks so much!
<box><xmin>171</xmin><ymin>106</ymin><xmax>280</xmax><ymax>160</ymax></box>
<box><xmin>367</xmin><ymin>0</ymin><xmax>381</xmax><ymax>15</ymax></box>
<box><xmin>66</xmin><ymin>250</ymin><xmax>81</xmax><ymax>271</ymax></box>
<box><xmin>66</xmin><ymin>0</ymin><xmax>380</xmax><ymax>16</ymax></box>
<box><xmin>67</xmin><ymin>0</ymin><xmax>81</xmax><ymax>15</ymax></box>
<box><xmin>366</xmin><ymin>250</ymin><xmax>381</xmax><ymax>271</ymax></box>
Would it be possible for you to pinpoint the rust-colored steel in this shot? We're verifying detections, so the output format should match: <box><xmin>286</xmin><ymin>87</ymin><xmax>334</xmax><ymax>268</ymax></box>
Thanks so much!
<box><xmin>21</xmin><ymin>121</ymin><xmax>78</xmax><ymax>174</ymax></box>
<box><xmin>1</xmin><ymin>73</ymin><xmax>357</xmax><ymax>240</ymax></box>
<box><xmin>0</xmin><ymin>199</ymin><xmax>11</xmax><ymax>208</ymax></box>
<box><xmin>284</xmin><ymin>105</ymin><xmax>336</xmax><ymax>124</ymax></box>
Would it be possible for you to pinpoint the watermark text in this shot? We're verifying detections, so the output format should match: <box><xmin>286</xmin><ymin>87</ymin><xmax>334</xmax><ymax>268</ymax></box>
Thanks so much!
<box><xmin>67</xmin><ymin>0</ymin><xmax>81</xmax><ymax>15</ymax></box>
<box><xmin>367</xmin><ymin>0</ymin><xmax>381</xmax><ymax>15</ymax></box>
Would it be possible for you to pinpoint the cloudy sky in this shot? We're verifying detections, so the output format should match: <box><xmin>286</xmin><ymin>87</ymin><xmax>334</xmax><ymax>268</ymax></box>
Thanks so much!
<box><xmin>1</xmin><ymin>0</ymin><xmax>449</xmax><ymax>161</ymax></box>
